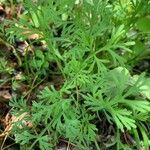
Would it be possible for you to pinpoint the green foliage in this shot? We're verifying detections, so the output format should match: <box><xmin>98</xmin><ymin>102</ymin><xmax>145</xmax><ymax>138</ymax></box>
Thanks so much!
<box><xmin>137</xmin><ymin>18</ymin><xmax>150</xmax><ymax>32</ymax></box>
<box><xmin>2</xmin><ymin>0</ymin><xmax>149</xmax><ymax>149</ymax></box>
<box><xmin>0</xmin><ymin>57</ymin><xmax>14</xmax><ymax>74</ymax></box>
<box><xmin>29</xmin><ymin>49</ymin><xmax>49</xmax><ymax>75</ymax></box>
<box><xmin>83</xmin><ymin>67</ymin><xmax>150</xmax><ymax>131</ymax></box>
<box><xmin>10</xmin><ymin>67</ymin><xmax>150</xmax><ymax>149</ymax></box>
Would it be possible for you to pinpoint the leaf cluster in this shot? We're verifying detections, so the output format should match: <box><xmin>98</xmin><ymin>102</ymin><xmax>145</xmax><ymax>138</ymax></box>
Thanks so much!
<box><xmin>3</xmin><ymin>0</ymin><xmax>150</xmax><ymax>149</ymax></box>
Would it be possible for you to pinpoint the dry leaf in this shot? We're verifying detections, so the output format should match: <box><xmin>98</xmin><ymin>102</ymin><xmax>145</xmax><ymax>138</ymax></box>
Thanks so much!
<box><xmin>0</xmin><ymin>90</ymin><xmax>12</xmax><ymax>100</ymax></box>
<box><xmin>0</xmin><ymin>112</ymin><xmax>32</xmax><ymax>138</ymax></box>
<box><xmin>15</xmin><ymin>72</ymin><xmax>22</xmax><ymax>80</ymax></box>
<box><xmin>28</xmin><ymin>34</ymin><xmax>40</xmax><ymax>40</ymax></box>
<box><xmin>15</xmin><ymin>41</ymin><xmax>29</xmax><ymax>55</ymax></box>
<box><xmin>0</xmin><ymin>6</ymin><xmax>6</xmax><ymax>22</ymax></box>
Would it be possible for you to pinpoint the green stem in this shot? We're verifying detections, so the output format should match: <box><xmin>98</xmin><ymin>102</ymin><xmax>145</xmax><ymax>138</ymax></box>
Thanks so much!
<box><xmin>29</xmin><ymin>124</ymin><xmax>51</xmax><ymax>150</ymax></box>
<box><xmin>95</xmin><ymin>141</ymin><xmax>101</xmax><ymax>150</ymax></box>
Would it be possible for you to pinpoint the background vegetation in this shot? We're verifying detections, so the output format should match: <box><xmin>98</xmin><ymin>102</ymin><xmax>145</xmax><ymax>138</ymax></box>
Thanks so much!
<box><xmin>0</xmin><ymin>0</ymin><xmax>150</xmax><ymax>149</ymax></box>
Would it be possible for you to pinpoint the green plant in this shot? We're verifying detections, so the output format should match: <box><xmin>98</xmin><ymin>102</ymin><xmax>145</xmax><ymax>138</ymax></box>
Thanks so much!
<box><xmin>0</xmin><ymin>57</ymin><xmax>14</xmax><ymax>74</ymax></box>
<box><xmin>1</xmin><ymin>0</ymin><xmax>149</xmax><ymax>149</ymax></box>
